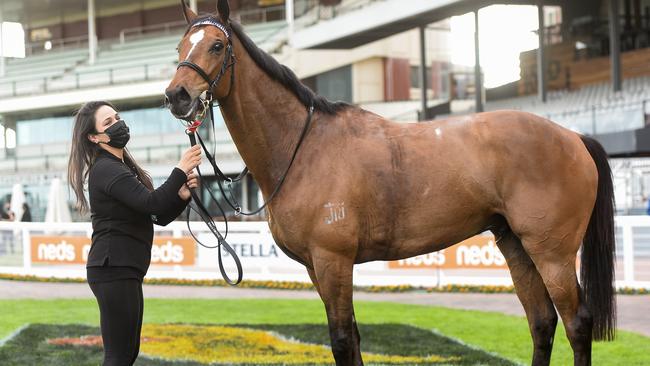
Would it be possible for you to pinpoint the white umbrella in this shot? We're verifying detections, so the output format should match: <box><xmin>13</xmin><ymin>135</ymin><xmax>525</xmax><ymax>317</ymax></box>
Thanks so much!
<box><xmin>44</xmin><ymin>178</ymin><xmax>72</xmax><ymax>223</ymax></box>
<box><xmin>9</xmin><ymin>183</ymin><xmax>25</xmax><ymax>222</ymax></box>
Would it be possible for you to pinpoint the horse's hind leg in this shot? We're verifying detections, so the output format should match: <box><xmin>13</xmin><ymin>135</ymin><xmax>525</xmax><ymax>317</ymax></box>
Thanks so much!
<box><xmin>309</xmin><ymin>252</ymin><xmax>363</xmax><ymax>366</ymax></box>
<box><xmin>523</xmin><ymin>233</ymin><xmax>592</xmax><ymax>366</ymax></box>
<box><xmin>495</xmin><ymin>228</ymin><xmax>558</xmax><ymax>366</ymax></box>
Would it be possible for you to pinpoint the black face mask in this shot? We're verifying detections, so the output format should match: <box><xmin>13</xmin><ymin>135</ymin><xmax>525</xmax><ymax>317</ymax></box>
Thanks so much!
<box><xmin>100</xmin><ymin>120</ymin><xmax>130</xmax><ymax>148</ymax></box>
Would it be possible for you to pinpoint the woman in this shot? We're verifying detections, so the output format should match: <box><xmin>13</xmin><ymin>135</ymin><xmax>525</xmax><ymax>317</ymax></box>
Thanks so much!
<box><xmin>68</xmin><ymin>101</ymin><xmax>201</xmax><ymax>365</ymax></box>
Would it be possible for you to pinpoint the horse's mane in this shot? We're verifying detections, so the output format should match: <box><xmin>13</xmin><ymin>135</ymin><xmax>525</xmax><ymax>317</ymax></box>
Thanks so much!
<box><xmin>186</xmin><ymin>15</ymin><xmax>350</xmax><ymax>115</ymax></box>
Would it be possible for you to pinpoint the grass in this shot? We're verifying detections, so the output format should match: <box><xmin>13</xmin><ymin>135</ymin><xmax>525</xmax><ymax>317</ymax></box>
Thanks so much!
<box><xmin>1</xmin><ymin>299</ymin><xmax>649</xmax><ymax>365</ymax></box>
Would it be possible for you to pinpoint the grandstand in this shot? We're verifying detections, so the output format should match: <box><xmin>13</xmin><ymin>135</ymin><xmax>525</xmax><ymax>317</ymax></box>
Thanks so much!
<box><xmin>0</xmin><ymin>0</ymin><xmax>646</xmax><ymax>298</ymax></box>
<box><xmin>0</xmin><ymin>0</ymin><xmax>649</xmax><ymax>220</ymax></box>
<box><xmin>0</xmin><ymin>20</ymin><xmax>288</xmax><ymax>98</ymax></box>
<box><xmin>485</xmin><ymin>76</ymin><xmax>650</xmax><ymax>134</ymax></box>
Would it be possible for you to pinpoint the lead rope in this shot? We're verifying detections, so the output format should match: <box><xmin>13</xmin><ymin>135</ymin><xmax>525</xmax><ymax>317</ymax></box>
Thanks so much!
<box><xmin>195</xmin><ymin>100</ymin><xmax>315</xmax><ymax>216</ymax></box>
<box><xmin>185</xmin><ymin>121</ymin><xmax>242</xmax><ymax>285</ymax></box>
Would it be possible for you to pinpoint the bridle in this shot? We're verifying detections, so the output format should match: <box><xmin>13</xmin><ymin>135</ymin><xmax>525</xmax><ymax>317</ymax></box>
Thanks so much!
<box><xmin>174</xmin><ymin>17</ymin><xmax>315</xmax><ymax>285</ymax></box>
<box><xmin>177</xmin><ymin>18</ymin><xmax>236</xmax><ymax>104</ymax></box>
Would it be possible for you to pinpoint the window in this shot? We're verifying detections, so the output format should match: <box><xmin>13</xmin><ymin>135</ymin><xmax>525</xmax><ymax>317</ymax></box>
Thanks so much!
<box><xmin>410</xmin><ymin>66</ymin><xmax>432</xmax><ymax>89</ymax></box>
<box><xmin>315</xmin><ymin>66</ymin><xmax>352</xmax><ymax>103</ymax></box>
<box><xmin>15</xmin><ymin>106</ymin><xmax>227</xmax><ymax>146</ymax></box>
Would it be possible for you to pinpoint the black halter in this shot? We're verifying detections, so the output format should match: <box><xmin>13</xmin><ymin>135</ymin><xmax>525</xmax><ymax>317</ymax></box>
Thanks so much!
<box><xmin>175</xmin><ymin>18</ymin><xmax>316</xmax><ymax>284</ymax></box>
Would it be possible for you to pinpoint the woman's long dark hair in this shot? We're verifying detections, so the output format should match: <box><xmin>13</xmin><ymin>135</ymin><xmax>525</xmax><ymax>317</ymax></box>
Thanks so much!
<box><xmin>68</xmin><ymin>101</ymin><xmax>154</xmax><ymax>213</ymax></box>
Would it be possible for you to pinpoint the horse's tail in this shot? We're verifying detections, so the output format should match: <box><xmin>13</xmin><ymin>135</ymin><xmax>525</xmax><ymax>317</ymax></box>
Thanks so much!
<box><xmin>580</xmin><ymin>135</ymin><xmax>616</xmax><ymax>341</ymax></box>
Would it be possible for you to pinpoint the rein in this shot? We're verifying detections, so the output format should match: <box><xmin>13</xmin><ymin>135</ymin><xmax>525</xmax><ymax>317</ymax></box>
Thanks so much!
<box><xmin>175</xmin><ymin>17</ymin><xmax>315</xmax><ymax>285</ymax></box>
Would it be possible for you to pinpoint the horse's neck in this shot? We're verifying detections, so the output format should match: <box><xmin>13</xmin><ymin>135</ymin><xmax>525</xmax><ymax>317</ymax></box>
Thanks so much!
<box><xmin>218</xmin><ymin>46</ymin><xmax>308</xmax><ymax>197</ymax></box>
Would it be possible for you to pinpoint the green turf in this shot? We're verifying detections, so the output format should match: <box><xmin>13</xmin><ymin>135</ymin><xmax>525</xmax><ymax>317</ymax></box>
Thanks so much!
<box><xmin>1</xmin><ymin>299</ymin><xmax>648</xmax><ymax>365</ymax></box>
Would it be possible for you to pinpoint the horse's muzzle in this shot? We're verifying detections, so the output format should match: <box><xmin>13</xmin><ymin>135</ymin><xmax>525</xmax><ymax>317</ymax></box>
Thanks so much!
<box><xmin>165</xmin><ymin>86</ymin><xmax>198</xmax><ymax>121</ymax></box>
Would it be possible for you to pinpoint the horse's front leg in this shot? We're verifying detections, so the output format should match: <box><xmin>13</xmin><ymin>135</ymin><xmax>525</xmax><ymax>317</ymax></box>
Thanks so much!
<box><xmin>309</xmin><ymin>252</ymin><xmax>363</xmax><ymax>366</ymax></box>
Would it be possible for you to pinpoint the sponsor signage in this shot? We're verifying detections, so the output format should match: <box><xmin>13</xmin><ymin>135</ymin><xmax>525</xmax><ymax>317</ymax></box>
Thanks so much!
<box><xmin>196</xmin><ymin>232</ymin><xmax>304</xmax><ymax>271</ymax></box>
<box><xmin>151</xmin><ymin>236</ymin><xmax>196</xmax><ymax>266</ymax></box>
<box><xmin>388</xmin><ymin>235</ymin><xmax>507</xmax><ymax>270</ymax></box>
<box><xmin>30</xmin><ymin>236</ymin><xmax>196</xmax><ymax>266</ymax></box>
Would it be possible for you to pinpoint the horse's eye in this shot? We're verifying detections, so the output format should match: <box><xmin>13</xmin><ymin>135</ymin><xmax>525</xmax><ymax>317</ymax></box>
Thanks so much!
<box><xmin>211</xmin><ymin>43</ymin><xmax>224</xmax><ymax>53</ymax></box>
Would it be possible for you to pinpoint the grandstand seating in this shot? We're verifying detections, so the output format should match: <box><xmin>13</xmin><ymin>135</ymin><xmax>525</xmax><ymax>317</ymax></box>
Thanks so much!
<box><xmin>486</xmin><ymin>75</ymin><xmax>650</xmax><ymax>134</ymax></box>
<box><xmin>520</xmin><ymin>40</ymin><xmax>650</xmax><ymax>93</ymax></box>
<box><xmin>0</xmin><ymin>48</ymin><xmax>88</xmax><ymax>97</ymax></box>
<box><xmin>0</xmin><ymin>21</ymin><xmax>287</xmax><ymax>97</ymax></box>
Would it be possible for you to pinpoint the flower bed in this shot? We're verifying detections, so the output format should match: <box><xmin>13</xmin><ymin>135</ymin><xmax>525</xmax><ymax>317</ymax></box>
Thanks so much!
<box><xmin>1</xmin><ymin>323</ymin><xmax>517</xmax><ymax>365</ymax></box>
<box><xmin>0</xmin><ymin>273</ymin><xmax>648</xmax><ymax>294</ymax></box>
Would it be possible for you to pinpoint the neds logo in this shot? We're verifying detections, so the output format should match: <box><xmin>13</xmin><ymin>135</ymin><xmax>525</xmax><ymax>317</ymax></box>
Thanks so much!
<box><xmin>396</xmin><ymin>251</ymin><xmax>446</xmax><ymax>266</ymax></box>
<box><xmin>151</xmin><ymin>241</ymin><xmax>185</xmax><ymax>264</ymax></box>
<box><xmin>37</xmin><ymin>240</ymin><xmax>76</xmax><ymax>262</ymax></box>
<box><xmin>456</xmin><ymin>240</ymin><xmax>506</xmax><ymax>267</ymax></box>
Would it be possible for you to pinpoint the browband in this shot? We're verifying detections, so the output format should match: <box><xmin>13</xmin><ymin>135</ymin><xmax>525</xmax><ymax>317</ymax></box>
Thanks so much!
<box><xmin>191</xmin><ymin>18</ymin><xmax>230</xmax><ymax>39</ymax></box>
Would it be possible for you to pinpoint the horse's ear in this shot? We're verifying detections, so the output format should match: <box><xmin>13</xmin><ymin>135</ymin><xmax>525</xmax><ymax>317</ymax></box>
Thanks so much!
<box><xmin>181</xmin><ymin>0</ymin><xmax>197</xmax><ymax>24</ymax></box>
<box><xmin>217</xmin><ymin>0</ymin><xmax>230</xmax><ymax>24</ymax></box>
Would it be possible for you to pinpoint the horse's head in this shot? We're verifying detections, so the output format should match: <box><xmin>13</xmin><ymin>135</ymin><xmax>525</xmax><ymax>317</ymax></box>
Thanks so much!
<box><xmin>165</xmin><ymin>0</ymin><xmax>234</xmax><ymax>121</ymax></box>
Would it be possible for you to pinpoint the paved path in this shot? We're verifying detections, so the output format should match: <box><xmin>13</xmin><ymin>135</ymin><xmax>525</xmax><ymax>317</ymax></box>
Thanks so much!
<box><xmin>0</xmin><ymin>280</ymin><xmax>648</xmax><ymax>337</ymax></box>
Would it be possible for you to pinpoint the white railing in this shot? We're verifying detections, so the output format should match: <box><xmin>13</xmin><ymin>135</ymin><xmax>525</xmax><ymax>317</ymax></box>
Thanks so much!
<box><xmin>237</xmin><ymin>5</ymin><xmax>286</xmax><ymax>25</ymax></box>
<box><xmin>0</xmin><ymin>217</ymin><xmax>648</xmax><ymax>288</ymax></box>
<box><xmin>25</xmin><ymin>34</ymin><xmax>89</xmax><ymax>55</ymax></box>
<box><xmin>119</xmin><ymin>20</ymin><xmax>187</xmax><ymax>44</ymax></box>
<box><xmin>118</xmin><ymin>5</ymin><xmax>288</xmax><ymax>44</ymax></box>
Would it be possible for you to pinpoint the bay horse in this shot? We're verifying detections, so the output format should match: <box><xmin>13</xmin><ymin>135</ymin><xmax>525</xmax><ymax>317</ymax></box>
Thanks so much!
<box><xmin>165</xmin><ymin>1</ymin><xmax>616</xmax><ymax>365</ymax></box>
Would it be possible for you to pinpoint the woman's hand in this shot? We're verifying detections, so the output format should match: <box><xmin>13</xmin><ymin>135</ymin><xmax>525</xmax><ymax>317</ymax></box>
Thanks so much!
<box><xmin>176</xmin><ymin>145</ymin><xmax>202</xmax><ymax>174</ymax></box>
<box><xmin>178</xmin><ymin>170</ymin><xmax>199</xmax><ymax>201</ymax></box>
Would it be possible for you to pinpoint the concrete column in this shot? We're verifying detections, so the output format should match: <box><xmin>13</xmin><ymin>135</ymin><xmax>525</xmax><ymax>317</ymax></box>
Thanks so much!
<box><xmin>0</xmin><ymin>116</ymin><xmax>5</xmax><ymax>156</ymax></box>
<box><xmin>286</xmin><ymin>0</ymin><xmax>294</xmax><ymax>46</ymax></box>
<box><xmin>3</xmin><ymin>116</ymin><xmax>15</xmax><ymax>155</ymax></box>
<box><xmin>0</xmin><ymin>43</ymin><xmax>5</xmax><ymax>79</ymax></box>
<box><xmin>419</xmin><ymin>26</ymin><xmax>428</xmax><ymax>121</ymax></box>
<box><xmin>610</xmin><ymin>0</ymin><xmax>622</xmax><ymax>92</ymax></box>
<box><xmin>87</xmin><ymin>0</ymin><xmax>96</xmax><ymax>65</ymax></box>
<box><xmin>241</xmin><ymin>175</ymin><xmax>249</xmax><ymax>212</ymax></box>
<box><xmin>537</xmin><ymin>2</ymin><xmax>547</xmax><ymax>102</ymax></box>
<box><xmin>0</xmin><ymin>5</ymin><xmax>5</xmax><ymax>78</ymax></box>
<box><xmin>474</xmin><ymin>10</ymin><xmax>484</xmax><ymax>113</ymax></box>
<box><xmin>190</xmin><ymin>0</ymin><xmax>198</xmax><ymax>13</ymax></box>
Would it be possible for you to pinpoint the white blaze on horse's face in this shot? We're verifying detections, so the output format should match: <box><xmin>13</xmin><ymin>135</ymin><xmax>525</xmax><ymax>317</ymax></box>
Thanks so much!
<box><xmin>185</xmin><ymin>29</ymin><xmax>206</xmax><ymax>61</ymax></box>
<box><xmin>435</xmin><ymin>127</ymin><xmax>442</xmax><ymax>137</ymax></box>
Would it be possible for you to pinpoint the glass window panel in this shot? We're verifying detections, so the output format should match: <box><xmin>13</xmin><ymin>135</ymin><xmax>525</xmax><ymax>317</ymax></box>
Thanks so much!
<box><xmin>15</xmin><ymin>106</ymin><xmax>229</xmax><ymax>145</ymax></box>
